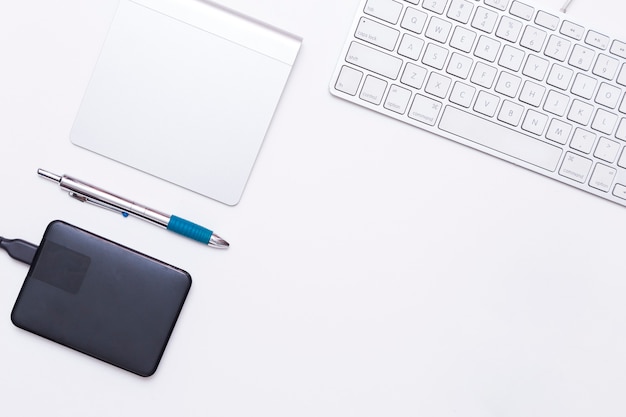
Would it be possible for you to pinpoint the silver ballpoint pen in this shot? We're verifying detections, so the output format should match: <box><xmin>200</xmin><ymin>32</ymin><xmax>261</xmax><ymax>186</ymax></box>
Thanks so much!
<box><xmin>37</xmin><ymin>169</ymin><xmax>229</xmax><ymax>248</ymax></box>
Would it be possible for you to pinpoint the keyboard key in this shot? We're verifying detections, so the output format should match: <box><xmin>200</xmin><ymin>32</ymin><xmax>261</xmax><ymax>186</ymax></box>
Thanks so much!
<box><xmin>355</xmin><ymin>18</ymin><xmax>400</xmax><ymax>51</ymax></box>
<box><xmin>471</xmin><ymin>62</ymin><xmax>497</xmax><ymax>88</ymax></box>
<box><xmin>495</xmin><ymin>71</ymin><xmax>522</xmax><ymax>97</ymax></box>
<box><xmin>560</xmin><ymin>21</ymin><xmax>584</xmax><ymax>40</ymax></box>
<box><xmin>610</xmin><ymin>40</ymin><xmax>626</xmax><ymax>59</ymax></box>
<box><xmin>613</xmin><ymin>183</ymin><xmax>626</xmax><ymax>200</ymax></box>
<box><xmin>546</xmin><ymin>64</ymin><xmax>574</xmax><ymax>90</ymax></box>
<box><xmin>595</xmin><ymin>83</ymin><xmax>621</xmax><ymax>108</ymax></box>
<box><xmin>568</xmin><ymin>99</ymin><xmax>594</xmax><ymax>125</ymax></box>
<box><xmin>446</xmin><ymin>52</ymin><xmax>473</xmax><ymax>79</ymax></box>
<box><xmin>521</xmin><ymin>109</ymin><xmax>548</xmax><ymax>135</ymax></box>
<box><xmin>384</xmin><ymin>84</ymin><xmax>412</xmax><ymax>113</ymax></box>
<box><xmin>447</xmin><ymin>0</ymin><xmax>474</xmax><ymax>24</ymax></box>
<box><xmin>398</xmin><ymin>34</ymin><xmax>425</xmax><ymax>60</ymax></box>
<box><xmin>519</xmin><ymin>80</ymin><xmax>545</xmax><ymax>107</ymax></box>
<box><xmin>422</xmin><ymin>43</ymin><xmax>449</xmax><ymax>69</ymax></box>
<box><xmin>335</xmin><ymin>66</ymin><xmax>363</xmax><ymax>95</ymax></box>
<box><xmin>592</xmin><ymin>54</ymin><xmax>620</xmax><ymax>80</ymax></box>
<box><xmin>544</xmin><ymin>90</ymin><xmax>569</xmax><ymax>116</ymax></box>
<box><xmin>364</xmin><ymin>0</ymin><xmax>403</xmax><ymax>24</ymax></box>
<box><xmin>408</xmin><ymin>94</ymin><xmax>442</xmax><ymax>125</ymax></box>
<box><xmin>440</xmin><ymin>106</ymin><xmax>562</xmax><ymax>171</ymax></box>
<box><xmin>346</xmin><ymin>42</ymin><xmax>403</xmax><ymax>79</ymax></box>
<box><xmin>559</xmin><ymin>152</ymin><xmax>593</xmax><ymax>183</ymax></box>
<box><xmin>570</xmin><ymin>128</ymin><xmax>596</xmax><ymax>154</ymax></box>
<box><xmin>360</xmin><ymin>75</ymin><xmax>388</xmax><ymax>104</ymax></box>
<box><xmin>474</xmin><ymin>36</ymin><xmax>501</xmax><ymax>62</ymax></box>
<box><xmin>571</xmin><ymin>73</ymin><xmax>597</xmax><ymax>99</ymax></box>
<box><xmin>522</xmin><ymin>54</ymin><xmax>549</xmax><ymax>80</ymax></box>
<box><xmin>590</xmin><ymin>112</ymin><xmax>618</xmax><ymax>138</ymax></box>
<box><xmin>546</xmin><ymin>119</ymin><xmax>572</xmax><ymax>144</ymax></box>
<box><xmin>510</xmin><ymin>1</ymin><xmax>534</xmax><ymax>21</ymax></box>
<box><xmin>474</xmin><ymin>90</ymin><xmax>500</xmax><ymax>117</ymax></box>
<box><xmin>520</xmin><ymin>26</ymin><xmax>547</xmax><ymax>52</ymax></box>
<box><xmin>422</xmin><ymin>0</ymin><xmax>448</xmax><ymax>14</ymax></box>
<box><xmin>450</xmin><ymin>26</ymin><xmax>477</xmax><ymax>52</ymax></box>
<box><xmin>425</xmin><ymin>72</ymin><xmax>452</xmax><ymax>98</ymax></box>
<box><xmin>498</xmin><ymin>45</ymin><xmax>525</xmax><ymax>71</ymax></box>
<box><xmin>401</xmin><ymin>7</ymin><xmax>428</xmax><ymax>34</ymax></box>
<box><xmin>484</xmin><ymin>0</ymin><xmax>509</xmax><ymax>11</ymax></box>
<box><xmin>496</xmin><ymin>16</ymin><xmax>523</xmax><ymax>43</ymax></box>
<box><xmin>401</xmin><ymin>63</ymin><xmax>428</xmax><ymax>89</ymax></box>
<box><xmin>594</xmin><ymin>136</ymin><xmax>620</xmax><ymax>162</ymax></box>
<box><xmin>589</xmin><ymin>164</ymin><xmax>617</xmax><ymax>192</ymax></box>
<box><xmin>534</xmin><ymin>11</ymin><xmax>559</xmax><ymax>31</ymax></box>
<box><xmin>569</xmin><ymin>44</ymin><xmax>595</xmax><ymax>71</ymax></box>
<box><xmin>425</xmin><ymin>17</ymin><xmax>453</xmax><ymax>43</ymax></box>
<box><xmin>497</xmin><ymin>100</ymin><xmax>524</xmax><ymax>126</ymax></box>
<box><xmin>544</xmin><ymin>35</ymin><xmax>571</xmax><ymax>62</ymax></box>
<box><xmin>471</xmin><ymin>7</ymin><xmax>499</xmax><ymax>33</ymax></box>
<box><xmin>591</xmin><ymin>109</ymin><xmax>618</xmax><ymax>135</ymax></box>
<box><xmin>585</xmin><ymin>30</ymin><xmax>609</xmax><ymax>50</ymax></box>
<box><xmin>449</xmin><ymin>82</ymin><xmax>476</xmax><ymax>107</ymax></box>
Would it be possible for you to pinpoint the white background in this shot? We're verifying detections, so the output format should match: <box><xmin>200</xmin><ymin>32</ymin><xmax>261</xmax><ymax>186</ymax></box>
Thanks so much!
<box><xmin>1</xmin><ymin>0</ymin><xmax>626</xmax><ymax>416</ymax></box>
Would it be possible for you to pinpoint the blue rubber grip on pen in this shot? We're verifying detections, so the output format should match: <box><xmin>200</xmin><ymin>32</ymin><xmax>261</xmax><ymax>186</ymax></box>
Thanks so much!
<box><xmin>167</xmin><ymin>215</ymin><xmax>213</xmax><ymax>244</ymax></box>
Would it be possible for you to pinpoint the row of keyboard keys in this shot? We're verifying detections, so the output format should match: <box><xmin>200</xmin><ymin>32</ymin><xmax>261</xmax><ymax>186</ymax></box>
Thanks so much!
<box><xmin>339</xmin><ymin>75</ymin><xmax>626</xmax><ymax>175</ymax></box>
<box><xmin>352</xmin><ymin>10</ymin><xmax>626</xmax><ymax>115</ymax></box>
<box><xmin>363</xmin><ymin>0</ymin><xmax>470</xmax><ymax>24</ymax></box>
<box><xmin>345</xmin><ymin>37</ymin><xmax>626</xmax><ymax>124</ymax></box>
<box><xmin>389</xmin><ymin>1</ymin><xmax>626</xmax><ymax>75</ymax></box>
<box><xmin>364</xmin><ymin>0</ymin><xmax>616</xmax><ymax>48</ymax></box>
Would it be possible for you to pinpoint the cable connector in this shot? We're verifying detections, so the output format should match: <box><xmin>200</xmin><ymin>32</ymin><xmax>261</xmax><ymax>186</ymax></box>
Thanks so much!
<box><xmin>560</xmin><ymin>0</ymin><xmax>573</xmax><ymax>13</ymax></box>
<box><xmin>0</xmin><ymin>237</ymin><xmax>38</xmax><ymax>265</ymax></box>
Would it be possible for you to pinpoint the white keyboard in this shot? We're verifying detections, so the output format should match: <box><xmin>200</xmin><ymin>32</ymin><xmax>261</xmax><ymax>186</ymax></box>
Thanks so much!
<box><xmin>330</xmin><ymin>0</ymin><xmax>626</xmax><ymax>207</ymax></box>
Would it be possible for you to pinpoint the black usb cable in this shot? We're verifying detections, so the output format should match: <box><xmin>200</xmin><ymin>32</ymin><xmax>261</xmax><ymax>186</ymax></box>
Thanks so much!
<box><xmin>0</xmin><ymin>237</ymin><xmax>37</xmax><ymax>265</ymax></box>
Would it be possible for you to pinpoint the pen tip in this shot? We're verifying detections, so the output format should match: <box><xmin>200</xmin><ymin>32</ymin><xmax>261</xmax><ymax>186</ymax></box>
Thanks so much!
<box><xmin>208</xmin><ymin>234</ymin><xmax>229</xmax><ymax>249</ymax></box>
<box><xmin>37</xmin><ymin>169</ymin><xmax>62</xmax><ymax>183</ymax></box>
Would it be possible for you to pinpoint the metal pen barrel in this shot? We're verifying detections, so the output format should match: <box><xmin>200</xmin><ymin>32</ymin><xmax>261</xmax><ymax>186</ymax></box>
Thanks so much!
<box><xmin>37</xmin><ymin>169</ymin><xmax>170</xmax><ymax>227</ymax></box>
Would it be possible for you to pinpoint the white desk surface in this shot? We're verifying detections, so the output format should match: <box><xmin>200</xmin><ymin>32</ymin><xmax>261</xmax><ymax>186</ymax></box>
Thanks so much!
<box><xmin>1</xmin><ymin>0</ymin><xmax>625</xmax><ymax>415</ymax></box>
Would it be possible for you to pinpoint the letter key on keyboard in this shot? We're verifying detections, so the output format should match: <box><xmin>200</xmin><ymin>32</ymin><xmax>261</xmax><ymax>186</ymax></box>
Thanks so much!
<box><xmin>330</xmin><ymin>0</ymin><xmax>626</xmax><ymax>207</ymax></box>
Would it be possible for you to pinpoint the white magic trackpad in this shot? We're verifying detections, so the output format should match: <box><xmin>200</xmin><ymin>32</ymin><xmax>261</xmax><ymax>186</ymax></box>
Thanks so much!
<box><xmin>70</xmin><ymin>0</ymin><xmax>301</xmax><ymax>205</ymax></box>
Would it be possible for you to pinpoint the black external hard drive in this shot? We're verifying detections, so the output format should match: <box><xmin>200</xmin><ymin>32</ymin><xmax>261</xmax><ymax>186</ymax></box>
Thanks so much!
<box><xmin>11</xmin><ymin>221</ymin><xmax>192</xmax><ymax>377</ymax></box>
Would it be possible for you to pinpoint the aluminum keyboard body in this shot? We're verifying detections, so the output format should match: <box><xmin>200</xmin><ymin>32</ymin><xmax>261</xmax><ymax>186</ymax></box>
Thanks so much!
<box><xmin>330</xmin><ymin>0</ymin><xmax>626</xmax><ymax>207</ymax></box>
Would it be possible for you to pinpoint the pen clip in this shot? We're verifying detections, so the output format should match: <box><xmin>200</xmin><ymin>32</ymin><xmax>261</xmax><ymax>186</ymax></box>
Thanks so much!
<box><xmin>69</xmin><ymin>192</ymin><xmax>128</xmax><ymax>217</ymax></box>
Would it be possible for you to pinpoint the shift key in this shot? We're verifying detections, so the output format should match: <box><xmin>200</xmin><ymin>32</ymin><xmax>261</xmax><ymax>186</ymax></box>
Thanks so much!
<box><xmin>346</xmin><ymin>41</ymin><xmax>403</xmax><ymax>80</ymax></box>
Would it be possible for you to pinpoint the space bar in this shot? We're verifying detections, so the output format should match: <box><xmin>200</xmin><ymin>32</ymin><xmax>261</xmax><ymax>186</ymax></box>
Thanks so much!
<box><xmin>439</xmin><ymin>106</ymin><xmax>562</xmax><ymax>171</ymax></box>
